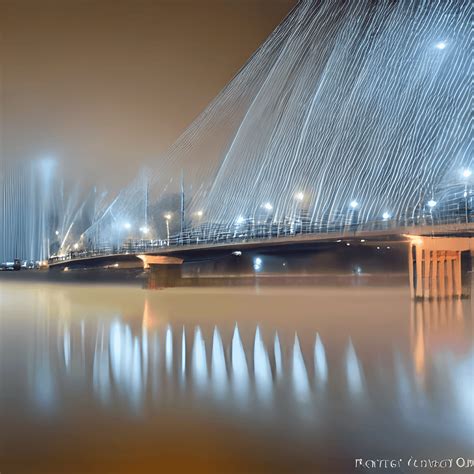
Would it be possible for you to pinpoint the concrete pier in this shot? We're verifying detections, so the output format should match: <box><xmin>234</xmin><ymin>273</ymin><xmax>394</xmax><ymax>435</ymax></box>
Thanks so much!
<box><xmin>408</xmin><ymin>237</ymin><xmax>473</xmax><ymax>300</ymax></box>
<box><xmin>137</xmin><ymin>255</ymin><xmax>184</xmax><ymax>289</ymax></box>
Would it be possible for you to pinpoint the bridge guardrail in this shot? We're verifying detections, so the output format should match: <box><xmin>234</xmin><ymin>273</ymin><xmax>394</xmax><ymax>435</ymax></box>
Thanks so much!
<box><xmin>47</xmin><ymin>211</ymin><xmax>473</xmax><ymax>265</ymax></box>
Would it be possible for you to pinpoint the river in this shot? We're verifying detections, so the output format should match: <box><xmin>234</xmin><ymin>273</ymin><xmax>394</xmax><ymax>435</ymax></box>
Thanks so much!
<box><xmin>0</xmin><ymin>277</ymin><xmax>472</xmax><ymax>473</ymax></box>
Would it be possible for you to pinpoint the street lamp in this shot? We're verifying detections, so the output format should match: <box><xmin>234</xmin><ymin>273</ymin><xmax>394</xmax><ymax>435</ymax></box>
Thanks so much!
<box><xmin>435</xmin><ymin>41</ymin><xmax>447</xmax><ymax>50</ymax></box>
<box><xmin>350</xmin><ymin>200</ymin><xmax>359</xmax><ymax>209</ymax></box>
<box><xmin>462</xmin><ymin>169</ymin><xmax>471</xmax><ymax>223</ymax></box>
<box><xmin>427</xmin><ymin>199</ymin><xmax>437</xmax><ymax>224</ymax></box>
<box><xmin>262</xmin><ymin>202</ymin><xmax>273</xmax><ymax>211</ymax></box>
<box><xmin>164</xmin><ymin>213</ymin><xmax>172</xmax><ymax>245</ymax></box>
<box><xmin>295</xmin><ymin>192</ymin><xmax>304</xmax><ymax>201</ymax></box>
<box><xmin>382</xmin><ymin>212</ymin><xmax>390</xmax><ymax>220</ymax></box>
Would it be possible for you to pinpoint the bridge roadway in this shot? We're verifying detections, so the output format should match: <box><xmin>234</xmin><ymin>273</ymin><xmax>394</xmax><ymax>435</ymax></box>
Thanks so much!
<box><xmin>48</xmin><ymin>222</ymin><xmax>474</xmax><ymax>269</ymax></box>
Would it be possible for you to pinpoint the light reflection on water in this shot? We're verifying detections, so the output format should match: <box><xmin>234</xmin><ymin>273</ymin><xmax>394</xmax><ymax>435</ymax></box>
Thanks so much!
<box><xmin>0</xmin><ymin>281</ymin><xmax>472</xmax><ymax>472</ymax></box>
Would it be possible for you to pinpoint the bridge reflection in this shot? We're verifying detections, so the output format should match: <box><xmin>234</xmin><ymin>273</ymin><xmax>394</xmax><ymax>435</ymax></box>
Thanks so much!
<box><xmin>24</xmin><ymin>296</ymin><xmax>472</xmax><ymax>440</ymax></box>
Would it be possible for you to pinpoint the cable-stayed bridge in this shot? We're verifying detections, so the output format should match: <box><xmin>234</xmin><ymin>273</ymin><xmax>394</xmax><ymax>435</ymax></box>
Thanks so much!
<box><xmin>2</xmin><ymin>0</ymin><xmax>472</xmax><ymax>269</ymax></box>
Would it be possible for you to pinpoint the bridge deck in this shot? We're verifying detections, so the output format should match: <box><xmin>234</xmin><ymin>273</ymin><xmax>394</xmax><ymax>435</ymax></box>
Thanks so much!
<box><xmin>49</xmin><ymin>222</ymin><xmax>474</xmax><ymax>268</ymax></box>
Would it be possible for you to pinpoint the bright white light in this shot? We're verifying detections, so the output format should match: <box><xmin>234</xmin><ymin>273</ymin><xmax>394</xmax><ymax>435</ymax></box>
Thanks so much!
<box><xmin>360</xmin><ymin>239</ymin><xmax>365</xmax><ymax>242</ymax></box>
<box><xmin>73</xmin><ymin>243</ymin><xmax>79</xmax><ymax>250</ymax></box>
<box><xmin>263</xmin><ymin>202</ymin><xmax>273</xmax><ymax>211</ymax></box>
<box><xmin>295</xmin><ymin>192</ymin><xmax>304</xmax><ymax>201</ymax></box>
<box><xmin>55</xmin><ymin>230</ymin><xmax>60</xmax><ymax>236</ymax></box>
<box><xmin>435</xmin><ymin>41</ymin><xmax>447</xmax><ymax>50</ymax></box>
<box><xmin>427</xmin><ymin>199</ymin><xmax>437</xmax><ymax>208</ymax></box>
<box><xmin>382</xmin><ymin>212</ymin><xmax>390</xmax><ymax>220</ymax></box>
<box><xmin>139</xmin><ymin>226</ymin><xmax>150</xmax><ymax>234</ymax></box>
<box><xmin>253</xmin><ymin>257</ymin><xmax>263</xmax><ymax>271</ymax></box>
<box><xmin>349</xmin><ymin>200</ymin><xmax>359</xmax><ymax>209</ymax></box>
<box><xmin>236</xmin><ymin>216</ymin><xmax>245</xmax><ymax>224</ymax></box>
<box><xmin>123</xmin><ymin>222</ymin><xmax>132</xmax><ymax>230</ymax></box>
<box><xmin>164</xmin><ymin>213</ymin><xmax>172</xmax><ymax>220</ymax></box>
<box><xmin>462</xmin><ymin>169</ymin><xmax>472</xmax><ymax>178</ymax></box>
<box><xmin>232</xmin><ymin>251</ymin><xmax>242</xmax><ymax>256</ymax></box>
<box><xmin>196</xmin><ymin>210</ymin><xmax>204</xmax><ymax>217</ymax></box>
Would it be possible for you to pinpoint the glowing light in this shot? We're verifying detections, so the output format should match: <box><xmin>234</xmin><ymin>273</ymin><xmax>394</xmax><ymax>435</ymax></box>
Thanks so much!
<box><xmin>435</xmin><ymin>41</ymin><xmax>447</xmax><ymax>50</ymax></box>
<box><xmin>295</xmin><ymin>192</ymin><xmax>304</xmax><ymax>201</ymax></box>
<box><xmin>462</xmin><ymin>169</ymin><xmax>472</xmax><ymax>178</ymax></box>
<box><xmin>262</xmin><ymin>202</ymin><xmax>273</xmax><ymax>211</ymax></box>
<box><xmin>382</xmin><ymin>212</ymin><xmax>391</xmax><ymax>220</ymax></box>
<box><xmin>139</xmin><ymin>226</ymin><xmax>150</xmax><ymax>234</ymax></box>
<box><xmin>360</xmin><ymin>239</ymin><xmax>365</xmax><ymax>242</ymax></box>
<box><xmin>314</xmin><ymin>333</ymin><xmax>327</xmax><ymax>384</ymax></box>
<box><xmin>349</xmin><ymin>200</ymin><xmax>359</xmax><ymax>209</ymax></box>
<box><xmin>196</xmin><ymin>210</ymin><xmax>204</xmax><ymax>217</ymax></box>
<box><xmin>235</xmin><ymin>216</ymin><xmax>245</xmax><ymax>224</ymax></box>
<box><xmin>232</xmin><ymin>250</ymin><xmax>242</xmax><ymax>256</ymax></box>
<box><xmin>123</xmin><ymin>222</ymin><xmax>132</xmax><ymax>230</ymax></box>
<box><xmin>253</xmin><ymin>257</ymin><xmax>263</xmax><ymax>271</ymax></box>
<box><xmin>55</xmin><ymin>230</ymin><xmax>60</xmax><ymax>236</ymax></box>
<box><xmin>427</xmin><ymin>200</ymin><xmax>437</xmax><ymax>208</ymax></box>
<box><xmin>73</xmin><ymin>243</ymin><xmax>79</xmax><ymax>250</ymax></box>
<box><xmin>231</xmin><ymin>325</ymin><xmax>249</xmax><ymax>402</ymax></box>
<box><xmin>164</xmin><ymin>213</ymin><xmax>172</xmax><ymax>220</ymax></box>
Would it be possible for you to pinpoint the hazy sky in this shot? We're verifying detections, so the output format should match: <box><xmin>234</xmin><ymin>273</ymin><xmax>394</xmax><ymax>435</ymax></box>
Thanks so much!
<box><xmin>0</xmin><ymin>0</ymin><xmax>296</xmax><ymax>190</ymax></box>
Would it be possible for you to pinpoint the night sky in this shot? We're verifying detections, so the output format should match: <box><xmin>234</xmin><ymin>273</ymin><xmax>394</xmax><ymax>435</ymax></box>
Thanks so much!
<box><xmin>0</xmin><ymin>0</ymin><xmax>296</xmax><ymax>190</ymax></box>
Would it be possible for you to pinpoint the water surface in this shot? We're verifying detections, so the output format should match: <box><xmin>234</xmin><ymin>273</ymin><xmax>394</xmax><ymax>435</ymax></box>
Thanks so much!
<box><xmin>0</xmin><ymin>279</ymin><xmax>472</xmax><ymax>473</ymax></box>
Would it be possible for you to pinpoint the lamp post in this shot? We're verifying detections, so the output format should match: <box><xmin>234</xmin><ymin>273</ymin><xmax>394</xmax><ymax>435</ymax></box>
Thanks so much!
<box><xmin>462</xmin><ymin>169</ymin><xmax>471</xmax><ymax>223</ymax></box>
<box><xmin>294</xmin><ymin>192</ymin><xmax>304</xmax><ymax>234</ymax></box>
<box><xmin>164</xmin><ymin>213</ymin><xmax>172</xmax><ymax>245</ymax></box>
<box><xmin>427</xmin><ymin>199</ymin><xmax>437</xmax><ymax>225</ymax></box>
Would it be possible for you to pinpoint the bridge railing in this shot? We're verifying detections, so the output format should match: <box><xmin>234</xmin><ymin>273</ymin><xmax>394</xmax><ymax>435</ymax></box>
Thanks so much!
<box><xmin>47</xmin><ymin>208</ymin><xmax>473</xmax><ymax>265</ymax></box>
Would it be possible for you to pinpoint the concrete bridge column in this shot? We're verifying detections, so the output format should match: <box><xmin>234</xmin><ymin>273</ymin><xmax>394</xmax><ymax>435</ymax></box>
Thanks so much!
<box><xmin>446</xmin><ymin>253</ymin><xmax>453</xmax><ymax>297</ymax></box>
<box><xmin>423</xmin><ymin>249</ymin><xmax>432</xmax><ymax>299</ymax></box>
<box><xmin>438</xmin><ymin>251</ymin><xmax>446</xmax><ymax>298</ymax></box>
<box><xmin>408</xmin><ymin>237</ymin><xmax>472</xmax><ymax>300</ymax></box>
<box><xmin>137</xmin><ymin>255</ymin><xmax>184</xmax><ymax>289</ymax></box>
<box><xmin>453</xmin><ymin>251</ymin><xmax>462</xmax><ymax>298</ymax></box>
<box><xmin>431</xmin><ymin>250</ymin><xmax>438</xmax><ymax>299</ymax></box>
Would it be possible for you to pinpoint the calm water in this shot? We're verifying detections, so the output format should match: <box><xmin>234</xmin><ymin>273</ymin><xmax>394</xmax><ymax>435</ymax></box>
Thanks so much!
<box><xmin>0</xmin><ymin>279</ymin><xmax>473</xmax><ymax>473</ymax></box>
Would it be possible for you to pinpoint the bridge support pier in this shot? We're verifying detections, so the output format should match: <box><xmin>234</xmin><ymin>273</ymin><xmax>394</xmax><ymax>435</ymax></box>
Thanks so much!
<box><xmin>408</xmin><ymin>237</ymin><xmax>472</xmax><ymax>300</ymax></box>
<box><xmin>147</xmin><ymin>264</ymin><xmax>183</xmax><ymax>289</ymax></box>
<box><xmin>137</xmin><ymin>255</ymin><xmax>184</xmax><ymax>289</ymax></box>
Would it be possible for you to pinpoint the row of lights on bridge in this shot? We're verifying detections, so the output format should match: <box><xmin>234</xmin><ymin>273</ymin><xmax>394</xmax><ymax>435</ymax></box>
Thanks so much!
<box><xmin>64</xmin><ymin>167</ymin><xmax>470</xmax><ymax>246</ymax></box>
